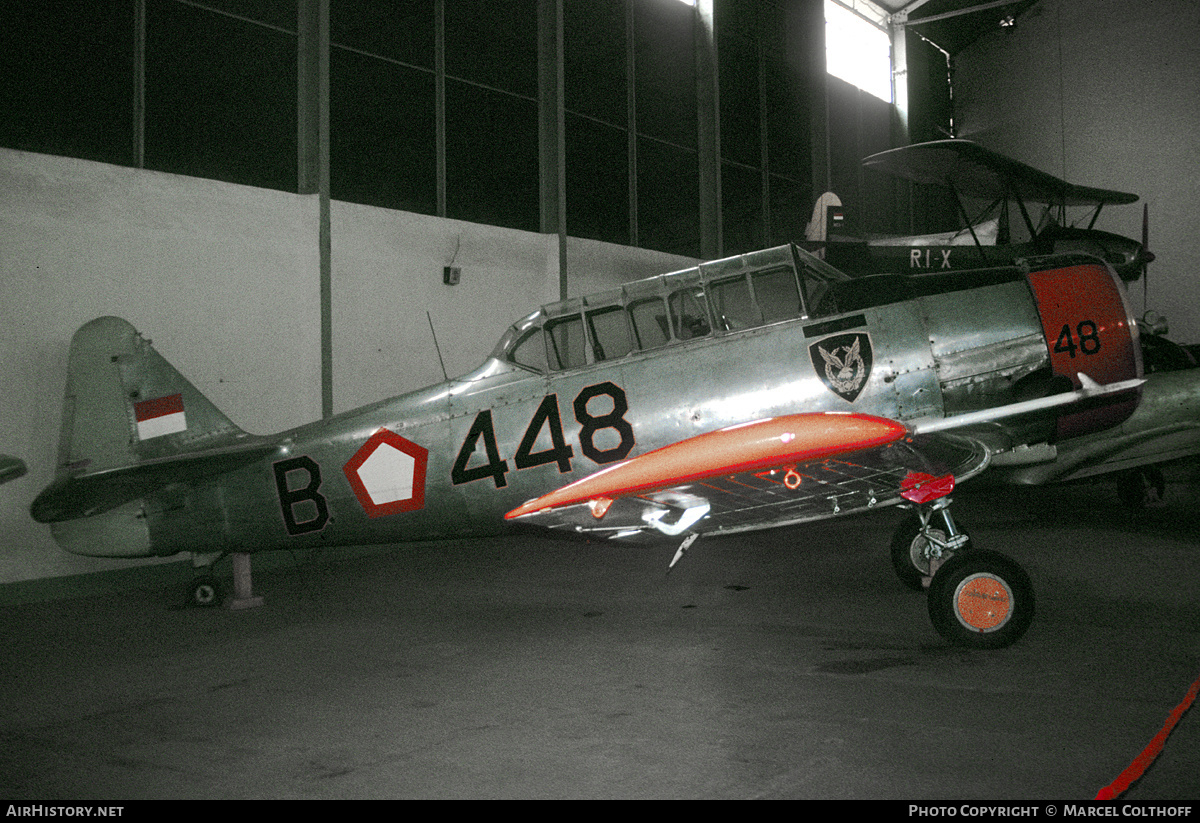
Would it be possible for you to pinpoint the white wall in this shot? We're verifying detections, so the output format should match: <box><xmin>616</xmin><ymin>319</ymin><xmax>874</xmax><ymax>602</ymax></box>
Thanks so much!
<box><xmin>330</xmin><ymin>205</ymin><xmax>697</xmax><ymax>414</ymax></box>
<box><xmin>953</xmin><ymin>0</ymin><xmax>1200</xmax><ymax>340</ymax></box>
<box><xmin>0</xmin><ymin>149</ymin><xmax>696</xmax><ymax>585</ymax></box>
<box><xmin>331</xmin><ymin>204</ymin><xmax>560</xmax><ymax>414</ymax></box>
<box><xmin>0</xmin><ymin>149</ymin><xmax>323</xmax><ymax>583</ymax></box>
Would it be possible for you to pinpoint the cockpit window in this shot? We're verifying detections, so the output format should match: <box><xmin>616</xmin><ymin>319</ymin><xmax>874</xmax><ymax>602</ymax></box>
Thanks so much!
<box><xmin>710</xmin><ymin>275</ymin><xmax>755</xmax><ymax>331</ymax></box>
<box><xmin>628</xmin><ymin>296</ymin><xmax>670</xmax><ymax>350</ymax></box>
<box><xmin>755</xmin><ymin>266</ymin><xmax>805</xmax><ymax>322</ymax></box>
<box><xmin>587</xmin><ymin>306</ymin><xmax>635</xmax><ymax>361</ymax></box>
<box><xmin>545</xmin><ymin>314</ymin><xmax>587</xmax><ymax>371</ymax></box>
<box><xmin>669</xmin><ymin>286</ymin><xmax>711</xmax><ymax>340</ymax></box>
<box><xmin>507</xmin><ymin>325</ymin><xmax>548</xmax><ymax>372</ymax></box>
<box><xmin>796</xmin><ymin>251</ymin><xmax>851</xmax><ymax>317</ymax></box>
<box><xmin>498</xmin><ymin>245</ymin><xmax>852</xmax><ymax>373</ymax></box>
<box><xmin>706</xmin><ymin>265</ymin><xmax>804</xmax><ymax>330</ymax></box>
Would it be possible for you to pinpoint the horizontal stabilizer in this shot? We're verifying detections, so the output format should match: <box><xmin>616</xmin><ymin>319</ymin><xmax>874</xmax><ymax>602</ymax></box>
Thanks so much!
<box><xmin>30</xmin><ymin>440</ymin><xmax>278</xmax><ymax>523</ymax></box>
<box><xmin>0</xmin><ymin>455</ymin><xmax>27</xmax><ymax>485</ymax></box>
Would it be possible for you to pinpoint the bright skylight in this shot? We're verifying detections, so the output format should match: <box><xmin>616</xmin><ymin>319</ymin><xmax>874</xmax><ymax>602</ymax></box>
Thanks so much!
<box><xmin>825</xmin><ymin>0</ymin><xmax>893</xmax><ymax>103</ymax></box>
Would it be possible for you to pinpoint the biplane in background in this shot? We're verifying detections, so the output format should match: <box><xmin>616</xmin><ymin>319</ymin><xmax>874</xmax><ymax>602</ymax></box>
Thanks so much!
<box><xmin>810</xmin><ymin>139</ymin><xmax>1154</xmax><ymax>283</ymax></box>
<box><xmin>31</xmin><ymin>243</ymin><xmax>1146</xmax><ymax>648</ymax></box>
<box><xmin>804</xmin><ymin>140</ymin><xmax>1200</xmax><ymax>506</ymax></box>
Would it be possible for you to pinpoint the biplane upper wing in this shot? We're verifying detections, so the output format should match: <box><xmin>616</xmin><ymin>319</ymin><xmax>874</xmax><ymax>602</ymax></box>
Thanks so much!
<box><xmin>505</xmin><ymin>375</ymin><xmax>1144</xmax><ymax>541</ymax></box>
<box><xmin>862</xmin><ymin>140</ymin><xmax>1139</xmax><ymax>207</ymax></box>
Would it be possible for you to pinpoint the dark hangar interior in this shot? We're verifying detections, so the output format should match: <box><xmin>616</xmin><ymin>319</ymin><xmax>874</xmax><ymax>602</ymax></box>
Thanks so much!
<box><xmin>0</xmin><ymin>0</ymin><xmax>1197</xmax><ymax>801</ymax></box>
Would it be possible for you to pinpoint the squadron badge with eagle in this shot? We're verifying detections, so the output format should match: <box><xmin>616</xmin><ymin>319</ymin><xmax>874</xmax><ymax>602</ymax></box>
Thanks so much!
<box><xmin>810</xmin><ymin>332</ymin><xmax>872</xmax><ymax>402</ymax></box>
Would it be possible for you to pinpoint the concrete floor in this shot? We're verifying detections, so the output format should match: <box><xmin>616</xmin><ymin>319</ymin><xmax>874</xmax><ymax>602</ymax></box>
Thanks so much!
<box><xmin>1</xmin><ymin>471</ymin><xmax>1198</xmax><ymax>800</ymax></box>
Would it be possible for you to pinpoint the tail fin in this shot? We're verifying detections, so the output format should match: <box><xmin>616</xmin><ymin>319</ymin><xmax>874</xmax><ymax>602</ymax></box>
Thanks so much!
<box><xmin>54</xmin><ymin>317</ymin><xmax>246</xmax><ymax>473</ymax></box>
<box><xmin>32</xmin><ymin>317</ymin><xmax>274</xmax><ymax>527</ymax></box>
<box><xmin>805</xmin><ymin>191</ymin><xmax>843</xmax><ymax>256</ymax></box>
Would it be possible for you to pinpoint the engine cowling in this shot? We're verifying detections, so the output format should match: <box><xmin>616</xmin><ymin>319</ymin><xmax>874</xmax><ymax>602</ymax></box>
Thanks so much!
<box><xmin>1024</xmin><ymin>258</ymin><xmax>1142</xmax><ymax>439</ymax></box>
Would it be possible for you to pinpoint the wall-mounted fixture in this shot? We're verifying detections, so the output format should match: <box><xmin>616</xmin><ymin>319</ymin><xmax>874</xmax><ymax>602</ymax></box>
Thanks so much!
<box><xmin>443</xmin><ymin>266</ymin><xmax>461</xmax><ymax>285</ymax></box>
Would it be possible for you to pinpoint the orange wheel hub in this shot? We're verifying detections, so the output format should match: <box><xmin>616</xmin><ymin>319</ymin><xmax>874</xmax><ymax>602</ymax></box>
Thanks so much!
<box><xmin>954</xmin><ymin>573</ymin><xmax>1013</xmax><ymax>632</ymax></box>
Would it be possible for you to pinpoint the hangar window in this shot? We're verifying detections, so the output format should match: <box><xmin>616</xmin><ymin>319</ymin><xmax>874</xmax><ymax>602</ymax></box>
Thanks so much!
<box><xmin>825</xmin><ymin>0</ymin><xmax>892</xmax><ymax>103</ymax></box>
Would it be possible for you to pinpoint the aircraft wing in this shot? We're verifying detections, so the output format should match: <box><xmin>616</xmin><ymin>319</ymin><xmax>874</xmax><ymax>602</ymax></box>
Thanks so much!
<box><xmin>990</xmin><ymin>368</ymin><xmax>1200</xmax><ymax>485</ymax></box>
<box><xmin>505</xmin><ymin>413</ymin><xmax>989</xmax><ymax>540</ymax></box>
<box><xmin>862</xmin><ymin>140</ymin><xmax>1139</xmax><ymax>207</ymax></box>
<box><xmin>505</xmin><ymin>375</ymin><xmax>1144</xmax><ymax>541</ymax></box>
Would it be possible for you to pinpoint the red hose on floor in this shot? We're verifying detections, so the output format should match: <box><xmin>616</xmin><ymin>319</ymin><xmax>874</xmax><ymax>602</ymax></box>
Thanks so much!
<box><xmin>1096</xmin><ymin>671</ymin><xmax>1200</xmax><ymax>800</ymax></box>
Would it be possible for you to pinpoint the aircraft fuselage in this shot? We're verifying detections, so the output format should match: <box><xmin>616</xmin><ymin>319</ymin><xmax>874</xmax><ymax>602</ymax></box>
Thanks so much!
<box><xmin>40</xmin><ymin>245</ymin><xmax>1140</xmax><ymax>560</ymax></box>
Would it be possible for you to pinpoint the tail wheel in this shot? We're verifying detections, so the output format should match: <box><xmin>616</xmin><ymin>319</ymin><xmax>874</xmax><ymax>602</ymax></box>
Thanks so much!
<box><xmin>890</xmin><ymin>512</ymin><xmax>966</xmax><ymax>592</ymax></box>
<box><xmin>190</xmin><ymin>576</ymin><xmax>222</xmax><ymax>608</ymax></box>
<box><xmin>927</xmin><ymin>550</ymin><xmax>1034</xmax><ymax>649</ymax></box>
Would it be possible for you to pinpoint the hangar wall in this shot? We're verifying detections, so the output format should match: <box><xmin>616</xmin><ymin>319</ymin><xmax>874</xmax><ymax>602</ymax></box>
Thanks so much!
<box><xmin>0</xmin><ymin>148</ymin><xmax>322</xmax><ymax>583</ymax></box>
<box><xmin>328</xmin><ymin>202</ymin><xmax>696</xmax><ymax>416</ymax></box>
<box><xmin>953</xmin><ymin>0</ymin><xmax>1200</xmax><ymax>342</ymax></box>
<box><xmin>0</xmin><ymin>148</ymin><xmax>695</xmax><ymax>586</ymax></box>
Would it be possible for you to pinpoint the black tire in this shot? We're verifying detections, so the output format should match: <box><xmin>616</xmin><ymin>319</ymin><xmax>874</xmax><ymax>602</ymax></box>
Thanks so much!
<box><xmin>190</xmin><ymin>577</ymin><xmax>222</xmax><ymax>608</ymax></box>
<box><xmin>890</xmin><ymin>512</ymin><xmax>967</xmax><ymax>592</ymax></box>
<box><xmin>927</xmin><ymin>550</ymin><xmax>1034</xmax><ymax>649</ymax></box>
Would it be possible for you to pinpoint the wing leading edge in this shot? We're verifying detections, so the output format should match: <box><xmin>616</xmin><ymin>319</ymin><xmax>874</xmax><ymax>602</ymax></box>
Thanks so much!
<box><xmin>862</xmin><ymin>140</ymin><xmax>1139</xmax><ymax>207</ymax></box>
<box><xmin>505</xmin><ymin>374</ymin><xmax>1143</xmax><ymax>541</ymax></box>
<box><xmin>505</xmin><ymin>412</ymin><xmax>987</xmax><ymax>540</ymax></box>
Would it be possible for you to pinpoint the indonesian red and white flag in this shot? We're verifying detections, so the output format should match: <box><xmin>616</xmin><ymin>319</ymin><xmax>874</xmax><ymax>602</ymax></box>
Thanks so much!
<box><xmin>134</xmin><ymin>394</ymin><xmax>187</xmax><ymax>440</ymax></box>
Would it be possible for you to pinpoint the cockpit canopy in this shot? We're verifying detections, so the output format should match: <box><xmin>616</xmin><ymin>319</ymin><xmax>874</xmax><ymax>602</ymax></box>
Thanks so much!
<box><xmin>493</xmin><ymin>244</ymin><xmax>851</xmax><ymax>374</ymax></box>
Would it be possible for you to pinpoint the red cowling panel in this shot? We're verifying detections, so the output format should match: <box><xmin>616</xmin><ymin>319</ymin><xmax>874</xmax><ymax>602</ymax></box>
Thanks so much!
<box><xmin>1026</xmin><ymin>262</ymin><xmax>1141</xmax><ymax>439</ymax></box>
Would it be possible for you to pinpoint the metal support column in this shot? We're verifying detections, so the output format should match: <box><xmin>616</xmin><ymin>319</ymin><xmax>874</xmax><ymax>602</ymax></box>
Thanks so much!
<box><xmin>695</xmin><ymin>0</ymin><xmax>722</xmax><ymax>260</ymax></box>
<box><xmin>298</xmin><ymin>0</ymin><xmax>332</xmax><ymax>419</ymax></box>
<box><xmin>538</xmin><ymin>0</ymin><xmax>568</xmax><ymax>299</ymax></box>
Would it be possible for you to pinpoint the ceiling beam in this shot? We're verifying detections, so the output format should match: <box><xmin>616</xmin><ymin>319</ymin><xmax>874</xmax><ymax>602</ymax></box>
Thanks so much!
<box><xmin>895</xmin><ymin>0</ymin><xmax>1025</xmax><ymax>27</ymax></box>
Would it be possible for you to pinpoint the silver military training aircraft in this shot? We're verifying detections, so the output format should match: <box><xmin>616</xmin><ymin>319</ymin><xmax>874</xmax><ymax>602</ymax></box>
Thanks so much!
<box><xmin>31</xmin><ymin>243</ymin><xmax>1145</xmax><ymax>649</ymax></box>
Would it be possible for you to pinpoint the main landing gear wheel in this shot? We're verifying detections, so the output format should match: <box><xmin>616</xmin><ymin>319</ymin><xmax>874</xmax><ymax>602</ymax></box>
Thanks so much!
<box><xmin>189</xmin><ymin>576</ymin><xmax>222</xmax><ymax>608</ymax></box>
<box><xmin>927</xmin><ymin>550</ymin><xmax>1034</xmax><ymax>649</ymax></box>
<box><xmin>890</xmin><ymin>510</ymin><xmax>969</xmax><ymax>592</ymax></box>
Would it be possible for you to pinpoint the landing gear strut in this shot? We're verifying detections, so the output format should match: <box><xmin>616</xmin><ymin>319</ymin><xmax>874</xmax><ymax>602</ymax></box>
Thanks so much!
<box><xmin>891</xmin><ymin>498</ymin><xmax>1035</xmax><ymax>649</ymax></box>
<box><xmin>890</xmin><ymin>499</ymin><xmax>970</xmax><ymax>591</ymax></box>
<box><xmin>184</xmin><ymin>551</ymin><xmax>263</xmax><ymax>609</ymax></box>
